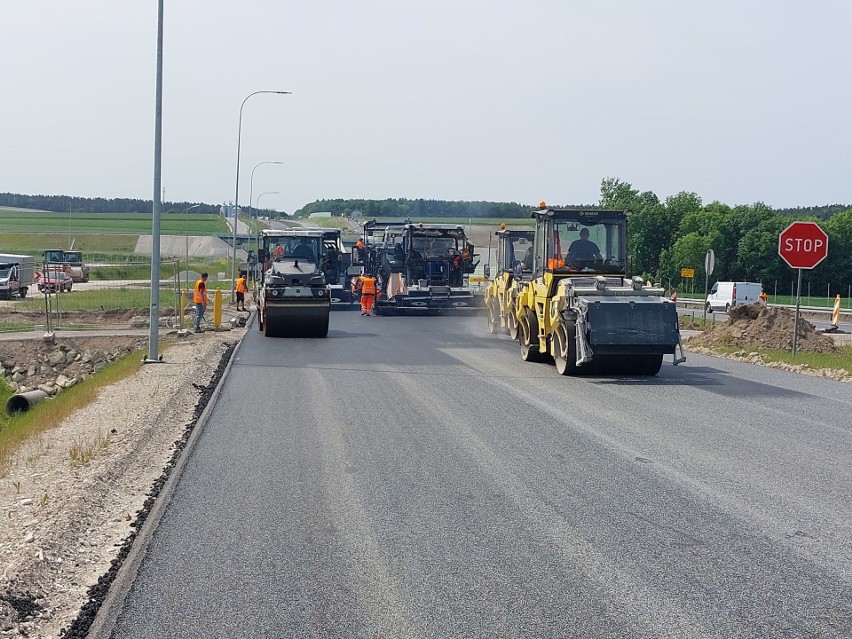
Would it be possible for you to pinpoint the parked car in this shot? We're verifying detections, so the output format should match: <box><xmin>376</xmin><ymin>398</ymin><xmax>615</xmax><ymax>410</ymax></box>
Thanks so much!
<box><xmin>38</xmin><ymin>271</ymin><xmax>73</xmax><ymax>293</ymax></box>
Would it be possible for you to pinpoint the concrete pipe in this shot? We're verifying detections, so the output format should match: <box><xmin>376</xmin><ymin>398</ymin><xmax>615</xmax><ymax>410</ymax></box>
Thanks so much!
<box><xmin>5</xmin><ymin>390</ymin><xmax>50</xmax><ymax>416</ymax></box>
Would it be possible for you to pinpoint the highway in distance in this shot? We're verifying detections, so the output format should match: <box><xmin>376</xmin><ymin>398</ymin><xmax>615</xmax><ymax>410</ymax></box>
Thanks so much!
<box><xmin>105</xmin><ymin>312</ymin><xmax>851</xmax><ymax>639</ymax></box>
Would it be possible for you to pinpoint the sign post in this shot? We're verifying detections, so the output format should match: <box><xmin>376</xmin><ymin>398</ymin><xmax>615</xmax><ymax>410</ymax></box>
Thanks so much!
<box><xmin>778</xmin><ymin>222</ymin><xmax>829</xmax><ymax>356</ymax></box>
<box><xmin>703</xmin><ymin>249</ymin><xmax>715</xmax><ymax>326</ymax></box>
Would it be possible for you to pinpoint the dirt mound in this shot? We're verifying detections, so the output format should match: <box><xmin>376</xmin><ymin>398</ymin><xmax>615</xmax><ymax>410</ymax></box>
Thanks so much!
<box><xmin>688</xmin><ymin>303</ymin><xmax>838</xmax><ymax>353</ymax></box>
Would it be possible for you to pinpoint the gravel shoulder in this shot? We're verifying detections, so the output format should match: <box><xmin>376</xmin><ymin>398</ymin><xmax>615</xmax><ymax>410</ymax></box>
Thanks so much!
<box><xmin>0</xmin><ymin>327</ymin><xmax>245</xmax><ymax>638</ymax></box>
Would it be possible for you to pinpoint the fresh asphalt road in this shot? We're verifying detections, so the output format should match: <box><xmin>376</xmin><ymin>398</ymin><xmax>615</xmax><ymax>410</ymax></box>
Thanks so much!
<box><xmin>108</xmin><ymin>312</ymin><xmax>851</xmax><ymax>639</ymax></box>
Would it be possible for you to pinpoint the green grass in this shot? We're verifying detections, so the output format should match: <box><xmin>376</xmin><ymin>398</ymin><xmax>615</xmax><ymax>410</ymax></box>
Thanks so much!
<box><xmin>704</xmin><ymin>345</ymin><xmax>852</xmax><ymax>374</ymax></box>
<box><xmin>0</xmin><ymin>347</ymin><xmax>147</xmax><ymax>476</ymax></box>
<box><xmin>0</xmin><ymin>210</ymin><xmax>229</xmax><ymax>235</ymax></box>
<box><xmin>20</xmin><ymin>288</ymin><xmax>176</xmax><ymax>312</ymax></box>
<box><xmin>0</xmin><ymin>321</ymin><xmax>34</xmax><ymax>333</ymax></box>
<box><xmin>0</xmin><ymin>232</ymin><xmax>139</xmax><ymax>256</ymax></box>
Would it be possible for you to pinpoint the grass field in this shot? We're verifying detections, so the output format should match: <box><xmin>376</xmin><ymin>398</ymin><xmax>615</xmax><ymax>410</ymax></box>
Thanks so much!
<box><xmin>0</xmin><ymin>348</ymin><xmax>146</xmax><ymax>475</ymax></box>
<box><xmin>0</xmin><ymin>210</ymin><xmax>228</xmax><ymax>235</ymax></box>
<box><xmin>703</xmin><ymin>345</ymin><xmax>852</xmax><ymax>374</ymax></box>
<box><xmin>0</xmin><ymin>232</ymin><xmax>139</xmax><ymax>256</ymax></box>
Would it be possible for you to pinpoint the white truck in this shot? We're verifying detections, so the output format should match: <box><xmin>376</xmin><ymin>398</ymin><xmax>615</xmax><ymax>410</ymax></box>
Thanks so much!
<box><xmin>706</xmin><ymin>281</ymin><xmax>763</xmax><ymax>313</ymax></box>
<box><xmin>0</xmin><ymin>254</ymin><xmax>35</xmax><ymax>299</ymax></box>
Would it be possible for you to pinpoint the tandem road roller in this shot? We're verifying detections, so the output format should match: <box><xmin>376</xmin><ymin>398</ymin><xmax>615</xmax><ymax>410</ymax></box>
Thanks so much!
<box><xmin>513</xmin><ymin>206</ymin><xmax>685</xmax><ymax>375</ymax></box>
<box><xmin>256</xmin><ymin>229</ymin><xmax>330</xmax><ymax>337</ymax></box>
<box><xmin>484</xmin><ymin>226</ymin><xmax>535</xmax><ymax>338</ymax></box>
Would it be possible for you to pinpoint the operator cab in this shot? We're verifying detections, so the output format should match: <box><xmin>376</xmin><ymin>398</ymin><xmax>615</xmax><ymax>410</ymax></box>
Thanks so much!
<box><xmin>533</xmin><ymin>209</ymin><xmax>627</xmax><ymax>277</ymax></box>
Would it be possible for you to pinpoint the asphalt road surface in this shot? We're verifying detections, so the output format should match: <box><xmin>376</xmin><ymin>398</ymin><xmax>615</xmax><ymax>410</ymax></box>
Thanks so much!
<box><xmin>108</xmin><ymin>313</ymin><xmax>851</xmax><ymax>639</ymax></box>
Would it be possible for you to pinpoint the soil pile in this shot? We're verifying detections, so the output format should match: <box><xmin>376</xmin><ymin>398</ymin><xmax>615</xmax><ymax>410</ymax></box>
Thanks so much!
<box><xmin>688</xmin><ymin>303</ymin><xmax>838</xmax><ymax>353</ymax></box>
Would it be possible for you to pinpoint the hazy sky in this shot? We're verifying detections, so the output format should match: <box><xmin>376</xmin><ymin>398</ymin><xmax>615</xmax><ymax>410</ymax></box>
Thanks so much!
<box><xmin>2</xmin><ymin>1</ymin><xmax>850</xmax><ymax>214</ymax></box>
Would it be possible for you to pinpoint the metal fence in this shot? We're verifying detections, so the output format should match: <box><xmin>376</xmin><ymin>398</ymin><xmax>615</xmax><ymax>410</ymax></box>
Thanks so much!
<box><xmin>0</xmin><ymin>261</ymin><xmax>240</xmax><ymax>334</ymax></box>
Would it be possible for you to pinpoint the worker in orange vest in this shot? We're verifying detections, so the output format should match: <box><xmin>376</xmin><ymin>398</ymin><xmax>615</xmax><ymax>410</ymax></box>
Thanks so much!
<box><xmin>759</xmin><ymin>290</ymin><xmax>768</xmax><ymax>304</ymax></box>
<box><xmin>193</xmin><ymin>272</ymin><xmax>209</xmax><ymax>333</ymax></box>
<box><xmin>234</xmin><ymin>272</ymin><xmax>249</xmax><ymax>312</ymax></box>
<box><xmin>352</xmin><ymin>272</ymin><xmax>377</xmax><ymax>316</ymax></box>
<box><xmin>353</xmin><ymin>239</ymin><xmax>365</xmax><ymax>265</ymax></box>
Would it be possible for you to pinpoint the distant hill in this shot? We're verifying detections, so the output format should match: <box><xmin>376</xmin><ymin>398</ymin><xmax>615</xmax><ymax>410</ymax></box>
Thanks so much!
<box><xmin>293</xmin><ymin>198</ymin><xmax>588</xmax><ymax>219</ymax></box>
<box><xmin>0</xmin><ymin>192</ymin><xmax>220</xmax><ymax>215</ymax></box>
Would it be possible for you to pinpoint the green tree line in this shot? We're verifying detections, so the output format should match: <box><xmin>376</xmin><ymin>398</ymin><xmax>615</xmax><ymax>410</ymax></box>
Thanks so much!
<box><xmin>599</xmin><ymin>178</ymin><xmax>852</xmax><ymax>296</ymax></box>
<box><xmin>0</xmin><ymin>192</ymin><xmax>220</xmax><ymax>215</ymax></box>
<box><xmin>293</xmin><ymin>198</ymin><xmax>557</xmax><ymax>219</ymax></box>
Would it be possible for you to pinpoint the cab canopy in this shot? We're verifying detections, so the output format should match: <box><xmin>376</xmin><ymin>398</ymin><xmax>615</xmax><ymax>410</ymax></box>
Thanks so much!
<box><xmin>530</xmin><ymin>208</ymin><xmax>627</xmax><ymax>275</ymax></box>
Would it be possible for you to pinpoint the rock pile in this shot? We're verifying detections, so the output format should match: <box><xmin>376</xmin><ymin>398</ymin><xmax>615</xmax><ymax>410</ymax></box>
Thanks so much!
<box><xmin>0</xmin><ymin>337</ymin><xmax>146</xmax><ymax>398</ymax></box>
<box><xmin>687</xmin><ymin>303</ymin><xmax>838</xmax><ymax>353</ymax></box>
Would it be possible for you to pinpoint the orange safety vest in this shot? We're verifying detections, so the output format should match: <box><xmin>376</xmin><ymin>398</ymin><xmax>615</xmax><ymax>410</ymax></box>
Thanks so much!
<box><xmin>235</xmin><ymin>277</ymin><xmax>247</xmax><ymax>293</ymax></box>
<box><xmin>193</xmin><ymin>279</ymin><xmax>207</xmax><ymax>304</ymax></box>
<box><xmin>360</xmin><ymin>276</ymin><xmax>376</xmax><ymax>295</ymax></box>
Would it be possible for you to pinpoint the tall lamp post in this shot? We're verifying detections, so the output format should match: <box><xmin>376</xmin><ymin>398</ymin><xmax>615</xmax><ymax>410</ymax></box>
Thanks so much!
<box><xmin>255</xmin><ymin>191</ymin><xmax>280</xmax><ymax>217</ymax></box>
<box><xmin>146</xmin><ymin>0</ymin><xmax>165</xmax><ymax>364</ymax></box>
<box><xmin>248</xmin><ymin>161</ymin><xmax>284</xmax><ymax>221</ymax></box>
<box><xmin>231</xmin><ymin>90</ymin><xmax>291</xmax><ymax>302</ymax></box>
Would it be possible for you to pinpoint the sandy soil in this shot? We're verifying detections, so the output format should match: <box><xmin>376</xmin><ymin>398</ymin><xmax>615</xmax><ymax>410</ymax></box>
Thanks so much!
<box><xmin>0</xmin><ymin>327</ymin><xmax>244</xmax><ymax>638</ymax></box>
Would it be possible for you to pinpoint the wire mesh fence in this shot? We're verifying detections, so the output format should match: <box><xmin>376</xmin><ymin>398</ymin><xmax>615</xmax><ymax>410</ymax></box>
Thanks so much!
<box><xmin>0</xmin><ymin>260</ymin><xmax>242</xmax><ymax>334</ymax></box>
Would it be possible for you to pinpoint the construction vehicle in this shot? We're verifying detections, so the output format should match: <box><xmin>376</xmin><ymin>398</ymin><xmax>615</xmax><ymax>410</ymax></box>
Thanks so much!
<box><xmin>513</xmin><ymin>206</ymin><xmax>685</xmax><ymax>375</ymax></box>
<box><xmin>319</xmin><ymin>229</ymin><xmax>360</xmax><ymax>307</ymax></box>
<box><xmin>369</xmin><ymin>222</ymin><xmax>483</xmax><ymax>314</ymax></box>
<box><xmin>484</xmin><ymin>227</ymin><xmax>535</xmax><ymax>337</ymax></box>
<box><xmin>255</xmin><ymin>229</ymin><xmax>330</xmax><ymax>337</ymax></box>
<box><xmin>42</xmin><ymin>249</ymin><xmax>89</xmax><ymax>282</ymax></box>
<box><xmin>0</xmin><ymin>254</ymin><xmax>35</xmax><ymax>299</ymax></box>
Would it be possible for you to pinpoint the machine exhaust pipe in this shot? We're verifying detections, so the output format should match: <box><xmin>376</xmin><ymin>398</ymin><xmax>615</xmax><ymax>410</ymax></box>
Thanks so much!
<box><xmin>5</xmin><ymin>390</ymin><xmax>50</xmax><ymax>416</ymax></box>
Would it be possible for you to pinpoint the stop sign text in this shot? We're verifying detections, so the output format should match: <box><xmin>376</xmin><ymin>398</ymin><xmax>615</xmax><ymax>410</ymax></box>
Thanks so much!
<box><xmin>778</xmin><ymin>222</ymin><xmax>829</xmax><ymax>270</ymax></box>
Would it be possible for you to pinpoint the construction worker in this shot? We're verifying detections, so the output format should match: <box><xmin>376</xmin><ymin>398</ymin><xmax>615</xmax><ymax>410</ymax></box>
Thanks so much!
<box><xmin>193</xmin><ymin>272</ymin><xmax>209</xmax><ymax>333</ymax></box>
<box><xmin>759</xmin><ymin>290</ymin><xmax>768</xmax><ymax>304</ymax></box>
<box><xmin>353</xmin><ymin>239</ymin><xmax>365</xmax><ymax>265</ymax></box>
<box><xmin>272</xmin><ymin>243</ymin><xmax>285</xmax><ymax>260</ymax></box>
<box><xmin>352</xmin><ymin>272</ymin><xmax>377</xmax><ymax>316</ymax></box>
<box><xmin>235</xmin><ymin>271</ymin><xmax>249</xmax><ymax>312</ymax></box>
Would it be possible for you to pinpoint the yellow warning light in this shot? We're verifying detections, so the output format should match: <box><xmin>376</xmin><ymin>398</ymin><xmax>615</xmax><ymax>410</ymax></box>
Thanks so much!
<box><xmin>538</xmin><ymin>201</ymin><xmax>547</xmax><ymax>209</ymax></box>
<box><xmin>500</xmin><ymin>223</ymin><xmax>506</xmax><ymax>230</ymax></box>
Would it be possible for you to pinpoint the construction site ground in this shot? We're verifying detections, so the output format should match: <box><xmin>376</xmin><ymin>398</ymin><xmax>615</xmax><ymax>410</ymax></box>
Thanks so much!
<box><xmin>0</xmin><ymin>314</ymin><xmax>246</xmax><ymax>638</ymax></box>
<box><xmin>0</xmin><ymin>302</ymin><xmax>849</xmax><ymax>637</ymax></box>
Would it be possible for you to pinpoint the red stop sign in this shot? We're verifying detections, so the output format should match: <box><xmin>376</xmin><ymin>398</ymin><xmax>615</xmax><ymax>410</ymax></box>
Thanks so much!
<box><xmin>778</xmin><ymin>221</ymin><xmax>829</xmax><ymax>269</ymax></box>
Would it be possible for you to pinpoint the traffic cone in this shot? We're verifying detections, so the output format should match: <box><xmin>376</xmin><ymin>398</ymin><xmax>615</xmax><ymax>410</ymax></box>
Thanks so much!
<box><xmin>831</xmin><ymin>294</ymin><xmax>841</xmax><ymax>328</ymax></box>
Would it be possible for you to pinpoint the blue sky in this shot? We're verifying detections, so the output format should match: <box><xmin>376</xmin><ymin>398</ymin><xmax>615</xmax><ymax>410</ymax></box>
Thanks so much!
<box><xmin>2</xmin><ymin>1</ymin><xmax>850</xmax><ymax>213</ymax></box>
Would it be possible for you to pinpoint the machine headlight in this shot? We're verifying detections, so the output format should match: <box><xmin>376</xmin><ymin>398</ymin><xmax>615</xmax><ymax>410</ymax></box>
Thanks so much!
<box><xmin>595</xmin><ymin>276</ymin><xmax>607</xmax><ymax>291</ymax></box>
<box><xmin>271</xmin><ymin>289</ymin><xmax>280</xmax><ymax>297</ymax></box>
<box><xmin>632</xmin><ymin>276</ymin><xmax>644</xmax><ymax>290</ymax></box>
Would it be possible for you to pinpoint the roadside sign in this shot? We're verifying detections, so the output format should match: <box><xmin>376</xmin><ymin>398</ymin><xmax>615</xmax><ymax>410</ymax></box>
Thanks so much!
<box><xmin>778</xmin><ymin>221</ymin><xmax>829</xmax><ymax>356</ymax></box>
<box><xmin>778</xmin><ymin>222</ymin><xmax>829</xmax><ymax>269</ymax></box>
<box><xmin>680</xmin><ymin>268</ymin><xmax>695</xmax><ymax>278</ymax></box>
<box><xmin>702</xmin><ymin>249</ymin><xmax>715</xmax><ymax>326</ymax></box>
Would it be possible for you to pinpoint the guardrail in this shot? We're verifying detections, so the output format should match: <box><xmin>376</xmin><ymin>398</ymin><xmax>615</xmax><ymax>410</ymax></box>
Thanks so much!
<box><xmin>677</xmin><ymin>298</ymin><xmax>851</xmax><ymax>320</ymax></box>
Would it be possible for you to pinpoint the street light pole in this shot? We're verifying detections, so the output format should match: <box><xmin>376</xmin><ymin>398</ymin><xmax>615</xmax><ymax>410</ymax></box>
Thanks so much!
<box><xmin>255</xmin><ymin>192</ymin><xmax>280</xmax><ymax>217</ymax></box>
<box><xmin>146</xmin><ymin>0</ymin><xmax>165</xmax><ymax>364</ymax></box>
<box><xmin>248</xmin><ymin>161</ymin><xmax>284</xmax><ymax>222</ymax></box>
<box><xmin>231</xmin><ymin>90</ymin><xmax>291</xmax><ymax>302</ymax></box>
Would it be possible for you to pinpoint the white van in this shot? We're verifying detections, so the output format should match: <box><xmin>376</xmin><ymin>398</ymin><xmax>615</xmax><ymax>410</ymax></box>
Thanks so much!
<box><xmin>706</xmin><ymin>281</ymin><xmax>763</xmax><ymax>313</ymax></box>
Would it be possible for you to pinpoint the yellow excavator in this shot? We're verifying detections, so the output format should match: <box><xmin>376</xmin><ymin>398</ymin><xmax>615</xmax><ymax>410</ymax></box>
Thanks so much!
<box><xmin>513</xmin><ymin>205</ymin><xmax>685</xmax><ymax>375</ymax></box>
<box><xmin>484</xmin><ymin>226</ymin><xmax>535</xmax><ymax>338</ymax></box>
